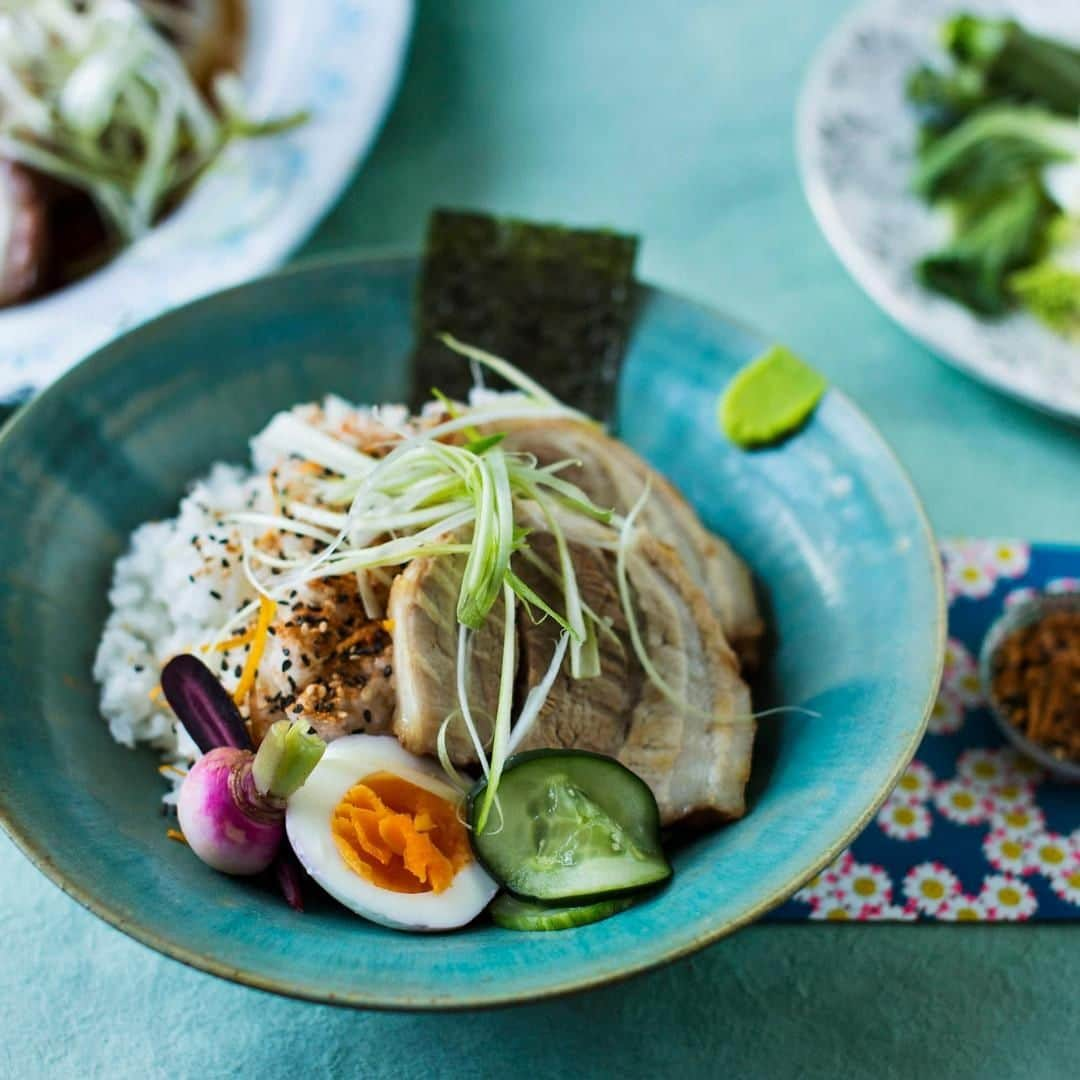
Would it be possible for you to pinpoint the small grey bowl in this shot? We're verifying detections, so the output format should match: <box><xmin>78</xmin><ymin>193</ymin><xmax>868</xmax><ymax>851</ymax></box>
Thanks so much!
<box><xmin>979</xmin><ymin>592</ymin><xmax>1080</xmax><ymax>784</ymax></box>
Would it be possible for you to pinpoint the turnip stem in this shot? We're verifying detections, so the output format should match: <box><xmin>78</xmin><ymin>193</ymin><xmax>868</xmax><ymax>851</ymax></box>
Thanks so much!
<box><xmin>251</xmin><ymin>721</ymin><xmax>326</xmax><ymax>801</ymax></box>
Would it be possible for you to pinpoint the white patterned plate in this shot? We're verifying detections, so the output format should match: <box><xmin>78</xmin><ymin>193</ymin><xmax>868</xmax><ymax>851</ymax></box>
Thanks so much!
<box><xmin>798</xmin><ymin>0</ymin><xmax>1080</xmax><ymax>422</ymax></box>
<box><xmin>0</xmin><ymin>0</ymin><xmax>413</xmax><ymax>401</ymax></box>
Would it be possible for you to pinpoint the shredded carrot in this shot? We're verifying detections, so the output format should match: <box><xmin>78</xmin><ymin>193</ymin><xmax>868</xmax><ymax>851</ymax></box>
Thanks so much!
<box><xmin>157</xmin><ymin>764</ymin><xmax>188</xmax><ymax>779</ymax></box>
<box><xmin>148</xmin><ymin>684</ymin><xmax>163</xmax><ymax>702</ymax></box>
<box><xmin>166</xmin><ymin>829</ymin><xmax>187</xmax><ymax>845</ymax></box>
<box><xmin>232</xmin><ymin>594</ymin><xmax>277</xmax><ymax>706</ymax></box>
<box><xmin>381</xmin><ymin>618</ymin><xmax>395</xmax><ymax>633</ymax></box>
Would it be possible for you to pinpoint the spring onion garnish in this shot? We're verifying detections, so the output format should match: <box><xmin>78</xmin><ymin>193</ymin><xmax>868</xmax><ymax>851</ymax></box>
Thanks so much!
<box><xmin>220</xmin><ymin>340</ymin><xmax>769</xmax><ymax>826</ymax></box>
<box><xmin>0</xmin><ymin>1</ymin><xmax>307</xmax><ymax>241</ymax></box>
<box><xmin>473</xmin><ymin>581</ymin><xmax>518</xmax><ymax>832</ymax></box>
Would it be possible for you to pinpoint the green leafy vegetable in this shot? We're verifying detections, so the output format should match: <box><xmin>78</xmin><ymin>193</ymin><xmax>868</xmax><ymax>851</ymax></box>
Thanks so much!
<box><xmin>917</xmin><ymin>181</ymin><xmax>1054</xmax><ymax>316</ymax></box>
<box><xmin>944</xmin><ymin>14</ymin><xmax>1080</xmax><ymax>115</ymax></box>
<box><xmin>412</xmin><ymin>209</ymin><xmax>639</xmax><ymax>419</ymax></box>
<box><xmin>1009</xmin><ymin>217</ymin><xmax>1080</xmax><ymax>339</ymax></box>
<box><xmin>905</xmin><ymin>14</ymin><xmax>1080</xmax><ymax>333</ymax></box>
<box><xmin>912</xmin><ymin>107</ymin><xmax>1079</xmax><ymax>203</ymax></box>
<box><xmin>1010</xmin><ymin>261</ymin><xmax>1080</xmax><ymax>338</ymax></box>
<box><xmin>906</xmin><ymin>63</ymin><xmax>988</xmax><ymax>140</ymax></box>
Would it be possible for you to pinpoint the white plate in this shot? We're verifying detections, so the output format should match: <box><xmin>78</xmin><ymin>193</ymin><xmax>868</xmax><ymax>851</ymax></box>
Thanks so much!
<box><xmin>798</xmin><ymin>0</ymin><xmax>1080</xmax><ymax>422</ymax></box>
<box><xmin>0</xmin><ymin>0</ymin><xmax>413</xmax><ymax>401</ymax></box>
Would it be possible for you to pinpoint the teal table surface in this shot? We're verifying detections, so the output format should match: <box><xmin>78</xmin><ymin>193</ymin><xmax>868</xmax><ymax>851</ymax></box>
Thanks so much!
<box><xmin>4</xmin><ymin>2</ymin><xmax>1079</xmax><ymax>1077</ymax></box>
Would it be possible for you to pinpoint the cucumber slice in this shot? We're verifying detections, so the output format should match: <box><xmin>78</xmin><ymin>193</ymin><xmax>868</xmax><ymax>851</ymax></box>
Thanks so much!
<box><xmin>491</xmin><ymin>893</ymin><xmax>635</xmax><ymax>932</ymax></box>
<box><xmin>468</xmin><ymin>749</ymin><xmax>672</xmax><ymax>901</ymax></box>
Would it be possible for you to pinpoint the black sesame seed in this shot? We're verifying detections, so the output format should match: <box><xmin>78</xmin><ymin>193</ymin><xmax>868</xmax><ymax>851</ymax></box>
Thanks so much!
<box><xmin>363</xmin><ymin>709</ymin><xmax>372</xmax><ymax>724</ymax></box>
<box><xmin>383</xmin><ymin>665</ymin><xmax>393</xmax><ymax>678</ymax></box>
<box><xmin>209</xmin><ymin>589</ymin><xmax>222</xmax><ymax>600</ymax></box>
<box><xmin>282</xmin><ymin>660</ymin><xmax>292</xmax><ymax>672</ymax></box>
<box><xmin>293</xmin><ymin>704</ymin><xmax>304</xmax><ymax>714</ymax></box>
<box><xmin>188</xmin><ymin>574</ymin><xmax>195</xmax><ymax>584</ymax></box>
<box><xmin>133</xmin><ymin>664</ymin><xmax>144</xmax><ymax>672</ymax></box>
<box><xmin>282</xmin><ymin>648</ymin><xmax>291</xmax><ymax>656</ymax></box>
<box><xmin>220</xmin><ymin>659</ymin><xmax>228</xmax><ymax>672</ymax></box>
<box><xmin>221</xmin><ymin>558</ymin><xmax>230</xmax><ymax>569</ymax></box>
<box><xmin>234</xmin><ymin>665</ymin><xmax>242</xmax><ymax>678</ymax></box>
<box><xmin>288</xmin><ymin>676</ymin><xmax>297</xmax><ymax>691</ymax></box>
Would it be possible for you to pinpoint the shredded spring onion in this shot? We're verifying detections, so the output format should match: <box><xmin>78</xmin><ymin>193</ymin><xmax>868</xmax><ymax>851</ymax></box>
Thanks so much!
<box><xmin>216</xmin><ymin>340</ymin><xmax>749</xmax><ymax>823</ymax></box>
<box><xmin>474</xmin><ymin>582</ymin><xmax>518</xmax><ymax>832</ymax></box>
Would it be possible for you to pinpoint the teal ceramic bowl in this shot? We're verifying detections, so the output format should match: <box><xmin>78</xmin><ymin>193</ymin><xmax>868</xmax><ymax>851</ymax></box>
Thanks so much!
<box><xmin>0</xmin><ymin>255</ymin><xmax>944</xmax><ymax>1010</ymax></box>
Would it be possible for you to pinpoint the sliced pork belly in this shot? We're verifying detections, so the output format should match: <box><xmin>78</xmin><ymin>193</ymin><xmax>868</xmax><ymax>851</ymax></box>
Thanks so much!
<box><xmin>513</xmin><ymin>505</ymin><xmax>754</xmax><ymax>824</ymax></box>
<box><xmin>495</xmin><ymin>418</ymin><xmax>764</xmax><ymax>666</ymax></box>
<box><xmin>388</xmin><ymin>504</ymin><xmax>754</xmax><ymax>825</ymax></box>
<box><xmin>389</xmin><ymin>551</ymin><xmax>510</xmax><ymax>764</ymax></box>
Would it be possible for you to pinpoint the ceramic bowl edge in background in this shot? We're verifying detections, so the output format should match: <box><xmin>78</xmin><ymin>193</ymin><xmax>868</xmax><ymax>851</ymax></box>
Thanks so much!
<box><xmin>0</xmin><ymin>0</ymin><xmax>414</xmax><ymax>403</ymax></box>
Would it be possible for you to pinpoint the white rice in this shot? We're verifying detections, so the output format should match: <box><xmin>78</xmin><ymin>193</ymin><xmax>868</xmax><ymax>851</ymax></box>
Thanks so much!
<box><xmin>93</xmin><ymin>463</ymin><xmax>267</xmax><ymax>767</ymax></box>
<box><xmin>93</xmin><ymin>395</ymin><xmax>406</xmax><ymax>790</ymax></box>
<box><xmin>94</xmin><ymin>389</ymin><xmax>523</xmax><ymax>797</ymax></box>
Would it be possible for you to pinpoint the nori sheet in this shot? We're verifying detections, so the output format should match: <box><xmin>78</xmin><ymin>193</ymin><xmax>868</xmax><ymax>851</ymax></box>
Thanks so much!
<box><xmin>411</xmin><ymin>209</ymin><xmax>640</xmax><ymax>419</ymax></box>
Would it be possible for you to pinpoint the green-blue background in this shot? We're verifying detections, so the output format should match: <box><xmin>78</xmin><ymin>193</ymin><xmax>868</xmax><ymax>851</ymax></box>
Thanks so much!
<box><xmin>3</xmin><ymin>2</ymin><xmax>1078</xmax><ymax>1076</ymax></box>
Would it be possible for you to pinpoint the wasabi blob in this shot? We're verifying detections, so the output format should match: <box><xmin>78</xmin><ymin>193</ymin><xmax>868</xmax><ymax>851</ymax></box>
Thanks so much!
<box><xmin>719</xmin><ymin>345</ymin><xmax>827</xmax><ymax>448</ymax></box>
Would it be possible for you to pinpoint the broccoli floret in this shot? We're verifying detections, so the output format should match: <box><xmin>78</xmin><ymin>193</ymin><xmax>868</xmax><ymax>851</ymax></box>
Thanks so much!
<box><xmin>912</xmin><ymin>106</ymin><xmax>1080</xmax><ymax>203</ymax></box>
<box><xmin>944</xmin><ymin>14</ymin><xmax>1080</xmax><ymax>116</ymax></box>
<box><xmin>917</xmin><ymin>181</ymin><xmax>1054</xmax><ymax>315</ymax></box>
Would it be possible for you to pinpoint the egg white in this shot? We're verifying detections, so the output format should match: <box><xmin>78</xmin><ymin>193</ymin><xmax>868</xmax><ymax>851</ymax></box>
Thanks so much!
<box><xmin>285</xmin><ymin>735</ymin><xmax>497</xmax><ymax>931</ymax></box>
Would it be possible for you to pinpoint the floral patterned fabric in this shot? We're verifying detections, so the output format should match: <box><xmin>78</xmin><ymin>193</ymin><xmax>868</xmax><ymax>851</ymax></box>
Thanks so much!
<box><xmin>769</xmin><ymin>541</ymin><xmax>1080</xmax><ymax>922</ymax></box>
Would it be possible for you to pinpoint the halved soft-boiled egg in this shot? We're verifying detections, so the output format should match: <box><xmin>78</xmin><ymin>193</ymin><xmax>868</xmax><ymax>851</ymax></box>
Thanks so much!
<box><xmin>285</xmin><ymin>735</ymin><xmax>497</xmax><ymax>930</ymax></box>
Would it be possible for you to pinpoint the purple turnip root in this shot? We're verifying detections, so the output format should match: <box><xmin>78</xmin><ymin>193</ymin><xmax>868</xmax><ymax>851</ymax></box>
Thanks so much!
<box><xmin>163</xmin><ymin>655</ymin><xmax>324</xmax><ymax>878</ymax></box>
<box><xmin>177</xmin><ymin>719</ymin><xmax>325</xmax><ymax>876</ymax></box>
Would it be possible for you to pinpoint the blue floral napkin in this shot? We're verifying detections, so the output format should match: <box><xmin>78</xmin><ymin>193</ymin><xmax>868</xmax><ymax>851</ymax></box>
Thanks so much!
<box><xmin>769</xmin><ymin>541</ymin><xmax>1080</xmax><ymax>922</ymax></box>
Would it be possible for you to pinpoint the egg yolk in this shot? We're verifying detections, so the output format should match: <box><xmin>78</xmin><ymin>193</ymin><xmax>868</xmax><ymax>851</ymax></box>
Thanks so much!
<box><xmin>331</xmin><ymin>772</ymin><xmax>472</xmax><ymax>894</ymax></box>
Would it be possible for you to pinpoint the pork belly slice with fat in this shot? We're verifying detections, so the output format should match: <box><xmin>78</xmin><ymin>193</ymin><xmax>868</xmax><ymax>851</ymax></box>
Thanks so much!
<box><xmin>494</xmin><ymin>418</ymin><xmax>764</xmax><ymax>667</ymax></box>
<box><xmin>513</xmin><ymin>506</ymin><xmax>754</xmax><ymax>825</ymax></box>
<box><xmin>389</xmin><ymin>505</ymin><xmax>754</xmax><ymax>825</ymax></box>
<box><xmin>389</xmin><ymin>552</ymin><xmax>509</xmax><ymax>765</ymax></box>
